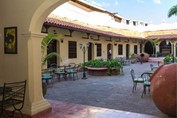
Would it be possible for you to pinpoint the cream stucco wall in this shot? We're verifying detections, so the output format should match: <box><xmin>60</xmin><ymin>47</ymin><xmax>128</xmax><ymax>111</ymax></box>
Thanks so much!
<box><xmin>0</xmin><ymin>0</ymin><xmax>175</xmax><ymax>117</ymax></box>
<box><xmin>0</xmin><ymin>0</ymin><xmax>69</xmax><ymax>116</ymax></box>
<box><xmin>46</xmin><ymin>26</ymin><xmax>141</xmax><ymax>66</ymax></box>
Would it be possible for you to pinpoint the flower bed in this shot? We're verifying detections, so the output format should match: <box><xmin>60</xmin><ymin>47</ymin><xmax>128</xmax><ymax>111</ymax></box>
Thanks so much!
<box><xmin>84</xmin><ymin>59</ymin><xmax>122</xmax><ymax>76</ymax></box>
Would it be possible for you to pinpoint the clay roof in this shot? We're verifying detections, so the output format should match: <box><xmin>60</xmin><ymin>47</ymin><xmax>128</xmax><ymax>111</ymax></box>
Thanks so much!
<box><xmin>44</xmin><ymin>17</ymin><xmax>177</xmax><ymax>41</ymax></box>
<box><xmin>44</xmin><ymin>17</ymin><xmax>144</xmax><ymax>40</ymax></box>
<box><xmin>146</xmin><ymin>34</ymin><xmax>177</xmax><ymax>40</ymax></box>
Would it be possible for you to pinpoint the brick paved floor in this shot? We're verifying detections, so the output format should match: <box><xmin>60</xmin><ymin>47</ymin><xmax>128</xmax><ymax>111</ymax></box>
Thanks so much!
<box><xmin>45</xmin><ymin>62</ymin><xmax>169</xmax><ymax>118</ymax></box>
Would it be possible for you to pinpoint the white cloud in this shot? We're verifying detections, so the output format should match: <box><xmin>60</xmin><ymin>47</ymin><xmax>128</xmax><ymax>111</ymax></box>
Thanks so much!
<box><xmin>137</xmin><ymin>0</ymin><xmax>144</xmax><ymax>3</ymax></box>
<box><xmin>152</xmin><ymin>0</ymin><xmax>161</xmax><ymax>4</ymax></box>
<box><xmin>114</xmin><ymin>0</ymin><xmax>119</xmax><ymax>6</ymax></box>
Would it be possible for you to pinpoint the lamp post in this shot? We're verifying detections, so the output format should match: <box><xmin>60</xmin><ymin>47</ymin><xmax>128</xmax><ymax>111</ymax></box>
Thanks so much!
<box><xmin>166</xmin><ymin>40</ymin><xmax>175</xmax><ymax>63</ymax></box>
<box><xmin>80</xmin><ymin>43</ymin><xmax>89</xmax><ymax>79</ymax></box>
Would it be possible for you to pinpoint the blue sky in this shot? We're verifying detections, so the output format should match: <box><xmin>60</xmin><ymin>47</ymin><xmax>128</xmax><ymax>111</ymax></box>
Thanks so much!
<box><xmin>86</xmin><ymin>0</ymin><xmax>177</xmax><ymax>24</ymax></box>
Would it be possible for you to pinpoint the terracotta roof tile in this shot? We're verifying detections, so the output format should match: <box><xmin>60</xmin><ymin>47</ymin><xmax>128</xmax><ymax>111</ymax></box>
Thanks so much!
<box><xmin>44</xmin><ymin>17</ymin><xmax>177</xmax><ymax>40</ymax></box>
<box><xmin>44</xmin><ymin>17</ymin><xmax>144</xmax><ymax>40</ymax></box>
<box><xmin>146</xmin><ymin>34</ymin><xmax>177</xmax><ymax>40</ymax></box>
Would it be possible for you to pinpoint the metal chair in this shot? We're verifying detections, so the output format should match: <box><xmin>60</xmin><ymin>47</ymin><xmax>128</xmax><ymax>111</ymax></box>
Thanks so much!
<box><xmin>141</xmin><ymin>72</ymin><xmax>152</xmax><ymax>98</ymax></box>
<box><xmin>0</xmin><ymin>80</ymin><xmax>27</xmax><ymax>118</ymax></box>
<box><xmin>130</xmin><ymin>69</ymin><xmax>144</xmax><ymax>93</ymax></box>
<box><xmin>65</xmin><ymin>64</ymin><xmax>79</xmax><ymax>80</ymax></box>
<box><xmin>150</xmin><ymin>64</ymin><xmax>158</xmax><ymax>71</ymax></box>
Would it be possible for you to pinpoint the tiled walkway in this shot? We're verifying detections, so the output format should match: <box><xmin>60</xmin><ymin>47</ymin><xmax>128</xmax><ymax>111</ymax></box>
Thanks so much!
<box><xmin>42</xmin><ymin>61</ymin><xmax>171</xmax><ymax>118</ymax></box>
<box><xmin>34</xmin><ymin>100</ymin><xmax>163</xmax><ymax>118</ymax></box>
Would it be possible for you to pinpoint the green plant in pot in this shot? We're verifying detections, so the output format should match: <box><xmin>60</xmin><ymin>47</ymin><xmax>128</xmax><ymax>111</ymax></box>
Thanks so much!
<box><xmin>163</xmin><ymin>55</ymin><xmax>172</xmax><ymax>64</ymax></box>
<box><xmin>41</xmin><ymin>33</ymin><xmax>62</xmax><ymax>96</ymax></box>
<box><xmin>130</xmin><ymin>53</ymin><xmax>136</xmax><ymax>64</ymax></box>
<box><xmin>163</xmin><ymin>55</ymin><xmax>177</xmax><ymax>64</ymax></box>
<box><xmin>107</xmin><ymin>59</ymin><xmax>123</xmax><ymax>75</ymax></box>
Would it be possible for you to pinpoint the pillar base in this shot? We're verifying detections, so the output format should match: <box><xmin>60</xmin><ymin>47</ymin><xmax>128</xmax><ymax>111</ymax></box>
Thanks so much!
<box><xmin>23</xmin><ymin>99</ymin><xmax>51</xmax><ymax>116</ymax></box>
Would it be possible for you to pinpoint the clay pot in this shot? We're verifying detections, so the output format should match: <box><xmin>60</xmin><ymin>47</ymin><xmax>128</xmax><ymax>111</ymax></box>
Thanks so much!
<box><xmin>136</xmin><ymin>52</ymin><xmax>149</xmax><ymax>62</ymax></box>
<box><xmin>150</xmin><ymin>63</ymin><xmax>177</xmax><ymax>117</ymax></box>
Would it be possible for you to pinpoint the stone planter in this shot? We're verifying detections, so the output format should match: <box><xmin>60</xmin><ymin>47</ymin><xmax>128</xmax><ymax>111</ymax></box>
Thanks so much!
<box><xmin>87</xmin><ymin>67</ymin><xmax>120</xmax><ymax>76</ymax></box>
<box><xmin>87</xmin><ymin>67</ymin><xmax>108</xmax><ymax>76</ymax></box>
<box><xmin>150</xmin><ymin>63</ymin><xmax>177</xmax><ymax>117</ymax></box>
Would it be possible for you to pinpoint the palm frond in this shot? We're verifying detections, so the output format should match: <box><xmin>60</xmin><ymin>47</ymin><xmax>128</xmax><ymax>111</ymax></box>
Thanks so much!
<box><xmin>149</xmin><ymin>38</ymin><xmax>160</xmax><ymax>45</ymax></box>
<box><xmin>41</xmin><ymin>34</ymin><xmax>63</xmax><ymax>52</ymax></box>
<box><xmin>168</xmin><ymin>5</ymin><xmax>177</xmax><ymax>18</ymax></box>
<box><xmin>42</xmin><ymin>52</ymin><xmax>59</xmax><ymax>65</ymax></box>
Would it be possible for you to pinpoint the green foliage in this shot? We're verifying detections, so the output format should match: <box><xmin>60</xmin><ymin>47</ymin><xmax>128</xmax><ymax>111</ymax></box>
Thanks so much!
<box><xmin>130</xmin><ymin>53</ymin><xmax>136</xmax><ymax>59</ymax></box>
<box><xmin>168</xmin><ymin>5</ymin><xmax>177</xmax><ymax>18</ymax></box>
<box><xmin>148</xmin><ymin>38</ymin><xmax>160</xmax><ymax>57</ymax></box>
<box><xmin>150</xmin><ymin>38</ymin><xmax>160</xmax><ymax>45</ymax></box>
<box><xmin>164</xmin><ymin>55</ymin><xmax>177</xmax><ymax>63</ymax></box>
<box><xmin>85</xmin><ymin>58</ymin><xmax>123</xmax><ymax>76</ymax></box>
<box><xmin>107</xmin><ymin>59</ymin><xmax>122</xmax><ymax>70</ymax></box>
<box><xmin>163</xmin><ymin>55</ymin><xmax>172</xmax><ymax>63</ymax></box>
<box><xmin>41</xmin><ymin>33</ymin><xmax>63</xmax><ymax>66</ymax></box>
<box><xmin>85</xmin><ymin>59</ymin><xmax>107</xmax><ymax>68</ymax></box>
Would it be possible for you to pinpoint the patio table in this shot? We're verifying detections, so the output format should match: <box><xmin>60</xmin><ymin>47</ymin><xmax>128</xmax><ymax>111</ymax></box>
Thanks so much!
<box><xmin>42</xmin><ymin>73</ymin><xmax>53</xmax><ymax>85</ymax></box>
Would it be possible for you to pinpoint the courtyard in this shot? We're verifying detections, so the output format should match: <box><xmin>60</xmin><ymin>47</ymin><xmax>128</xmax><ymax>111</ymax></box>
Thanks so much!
<box><xmin>45</xmin><ymin>61</ymin><xmax>168</xmax><ymax>118</ymax></box>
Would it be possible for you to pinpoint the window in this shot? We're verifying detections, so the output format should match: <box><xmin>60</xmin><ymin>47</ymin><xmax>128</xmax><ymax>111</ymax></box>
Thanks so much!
<box><xmin>134</xmin><ymin>45</ymin><xmax>138</xmax><ymax>54</ymax></box>
<box><xmin>133</xmin><ymin>21</ymin><xmax>136</xmax><ymax>26</ymax></box>
<box><xmin>68</xmin><ymin>41</ymin><xmax>77</xmax><ymax>58</ymax></box>
<box><xmin>126</xmin><ymin>20</ymin><xmax>130</xmax><ymax>25</ymax></box>
<box><xmin>118</xmin><ymin>44</ymin><xmax>123</xmax><ymax>55</ymax></box>
<box><xmin>96</xmin><ymin>44</ymin><xmax>102</xmax><ymax>56</ymax></box>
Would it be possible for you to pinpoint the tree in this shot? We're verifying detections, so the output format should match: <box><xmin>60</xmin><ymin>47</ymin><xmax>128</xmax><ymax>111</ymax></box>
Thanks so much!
<box><xmin>168</xmin><ymin>5</ymin><xmax>177</xmax><ymax>18</ymax></box>
<box><xmin>149</xmin><ymin>38</ymin><xmax>160</xmax><ymax>57</ymax></box>
<box><xmin>41</xmin><ymin>33</ymin><xmax>62</xmax><ymax>66</ymax></box>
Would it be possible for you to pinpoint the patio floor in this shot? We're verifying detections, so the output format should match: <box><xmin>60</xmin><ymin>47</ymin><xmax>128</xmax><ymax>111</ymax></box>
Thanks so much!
<box><xmin>33</xmin><ymin>100</ymin><xmax>164</xmax><ymax>118</ymax></box>
<box><xmin>44</xmin><ymin>61</ymin><xmax>169</xmax><ymax>118</ymax></box>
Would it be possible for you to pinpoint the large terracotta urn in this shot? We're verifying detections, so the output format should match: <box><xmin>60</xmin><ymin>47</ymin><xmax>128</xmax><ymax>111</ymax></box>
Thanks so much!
<box><xmin>136</xmin><ymin>52</ymin><xmax>149</xmax><ymax>62</ymax></box>
<box><xmin>150</xmin><ymin>63</ymin><xmax>177</xmax><ymax>117</ymax></box>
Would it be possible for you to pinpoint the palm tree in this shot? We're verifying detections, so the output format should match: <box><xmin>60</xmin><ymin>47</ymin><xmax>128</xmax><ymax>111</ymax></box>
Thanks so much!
<box><xmin>41</xmin><ymin>33</ymin><xmax>62</xmax><ymax>66</ymax></box>
<box><xmin>168</xmin><ymin>5</ymin><xmax>177</xmax><ymax>18</ymax></box>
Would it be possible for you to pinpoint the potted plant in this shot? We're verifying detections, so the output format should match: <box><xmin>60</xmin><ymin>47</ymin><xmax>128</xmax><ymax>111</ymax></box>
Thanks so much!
<box><xmin>130</xmin><ymin>53</ymin><xmax>136</xmax><ymax>64</ymax></box>
<box><xmin>163</xmin><ymin>55</ymin><xmax>177</xmax><ymax>64</ymax></box>
<box><xmin>107</xmin><ymin>59</ymin><xmax>123</xmax><ymax>75</ymax></box>
<box><xmin>41</xmin><ymin>33</ymin><xmax>63</xmax><ymax>96</ymax></box>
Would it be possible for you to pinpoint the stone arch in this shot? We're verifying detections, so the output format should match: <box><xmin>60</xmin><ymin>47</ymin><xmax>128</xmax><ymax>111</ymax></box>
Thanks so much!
<box><xmin>159</xmin><ymin>40</ymin><xmax>171</xmax><ymax>56</ymax></box>
<box><xmin>22</xmin><ymin>0</ymin><xmax>70</xmax><ymax>116</ymax></box>
<box><xmin>29</xmin><ymin>0</ymin><xmax>69</xmax><ymax>33</ymax></box>
<box><xmin>144</xmin><ymin>41</ymin><xmax>153</xmax><ymax>56</ymax></box>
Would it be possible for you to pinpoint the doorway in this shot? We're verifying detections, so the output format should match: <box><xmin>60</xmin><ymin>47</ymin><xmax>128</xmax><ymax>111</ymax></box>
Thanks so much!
<box><xmin>144</xmin><ymin>41</ymin><xmax>153</xmax><ymax>56</ymax></box>
<box><xmin>107</xmin><ymin>44</ymin><xmax>113</xmax><ymax>60</ymax></box>
<box><xmin>88</xmin><ymin>42</ymin><xmax>93</xmax><ymax>61</ymax></box>
<box><xmin>47</xmin><ymin>40</ymin><xmax>57</xmax><ymax>67</ymax></box>
<box><xmin>159</xmin><ymin>40</ymin><xmax>171</xmax><ymax>56</ymax></box>
<box><xmin>126</xmin><ymin>44</ymin><xmax>130</xmax><ymax>59</ymax></box>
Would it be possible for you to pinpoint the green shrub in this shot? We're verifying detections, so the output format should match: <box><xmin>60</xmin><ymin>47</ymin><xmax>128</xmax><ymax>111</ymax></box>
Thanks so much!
<box><xmin>85</xmin><ymin>59</ymin><xmax>107</xmax><ymax>68</ymax></box>
<box><xmin>163</xmin><ymin>55</ymin><xmax>173</xmax><ymax>63</ymax></box>
<box><xmin>85</xmin><ymin>58</ymin><xmax>123</xmax><ymax>76</ymax></box>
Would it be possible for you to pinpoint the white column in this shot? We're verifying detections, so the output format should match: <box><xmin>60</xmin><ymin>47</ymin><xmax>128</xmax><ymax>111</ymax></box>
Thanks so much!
<box><xmin>22</xmin><ymin>32</ymin><xmax>51</xmax><ymax>116</ymax></box>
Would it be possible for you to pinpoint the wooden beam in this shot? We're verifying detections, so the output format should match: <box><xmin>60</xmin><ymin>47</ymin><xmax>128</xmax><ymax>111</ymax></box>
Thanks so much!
<box><xmin>82</xmin><ymin>33</ymin><xmax>90</xmax><ymax>39</ymax></box>
<box><xmin>64</xmin><ymin>30</ymin><xmax>73</xmax><ymax>37</ymax></box>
